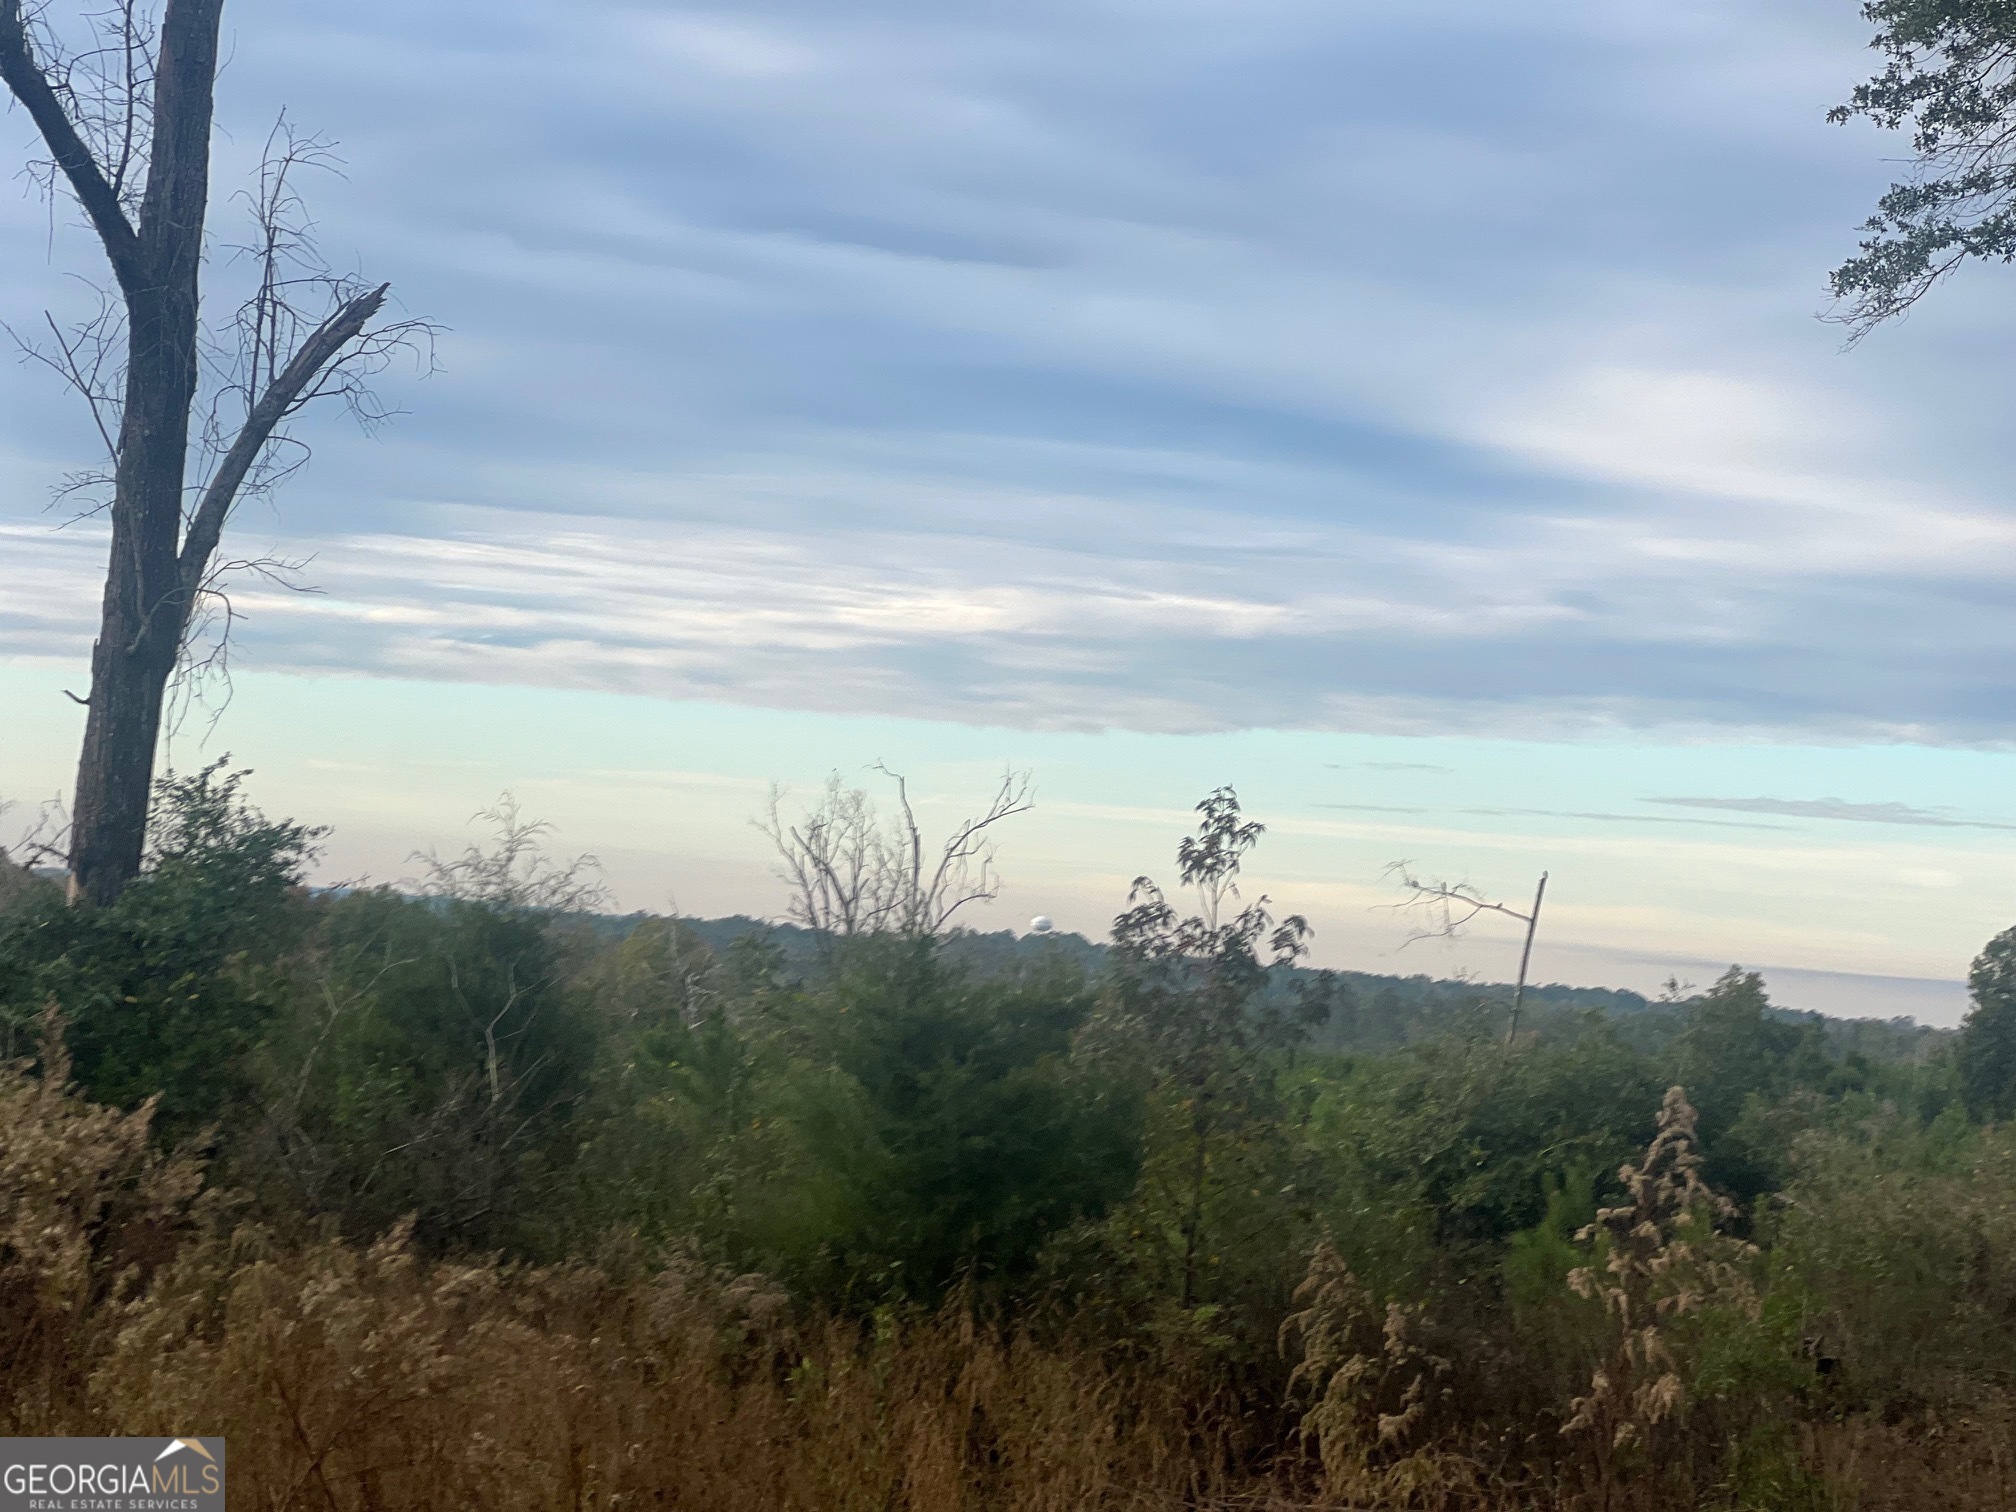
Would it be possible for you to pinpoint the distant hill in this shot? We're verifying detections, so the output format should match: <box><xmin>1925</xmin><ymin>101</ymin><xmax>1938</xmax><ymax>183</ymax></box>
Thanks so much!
<box><xmin>604</xmin><ymin>914</ymin><xmax>1950</xmax><ymax>1067</ymax></box>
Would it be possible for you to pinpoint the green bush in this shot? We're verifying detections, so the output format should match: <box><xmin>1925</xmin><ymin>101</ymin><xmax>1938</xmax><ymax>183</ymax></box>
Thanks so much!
<box><xmin>246</xmin><ymin>887</ymin><xmax>598</xmax><ymax>1253</ymax></box>
<box><xmin>0</xmin><ymin>763</ymin><xmax>318</xmax><ymax>1136</ymax></box>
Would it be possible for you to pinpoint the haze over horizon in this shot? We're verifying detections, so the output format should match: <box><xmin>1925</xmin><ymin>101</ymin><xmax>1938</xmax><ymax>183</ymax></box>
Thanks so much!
<box><xmin>5</xmin><ymin>0</ymin><xmax>2015</xmax><ymax>1026</ymax></box>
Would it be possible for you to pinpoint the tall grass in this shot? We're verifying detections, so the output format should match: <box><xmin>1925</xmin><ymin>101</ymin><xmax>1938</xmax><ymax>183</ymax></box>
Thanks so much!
<box><xmin>94</xmin><ymin>1230</ymin><xmax>1241</xmax><ymax>1512</ymax></box>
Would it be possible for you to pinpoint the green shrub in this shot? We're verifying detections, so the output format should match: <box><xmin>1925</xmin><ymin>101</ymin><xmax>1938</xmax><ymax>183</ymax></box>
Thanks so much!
<box><xmin>0</xmin><ymin>763</ymin><xmax>318</xmax><ymax>1136</ymax></box>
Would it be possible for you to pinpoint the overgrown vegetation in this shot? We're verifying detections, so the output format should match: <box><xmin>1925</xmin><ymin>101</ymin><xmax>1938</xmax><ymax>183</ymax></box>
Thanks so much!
<box><xmin>1</xmin><ymin>771</ymin><xmax>2011</xmax><ymax>1510</ymax></box>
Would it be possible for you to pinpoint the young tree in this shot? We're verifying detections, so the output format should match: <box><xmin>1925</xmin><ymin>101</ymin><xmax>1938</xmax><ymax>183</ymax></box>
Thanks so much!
<box><xmin>753</xmin><ymin>940</ymin><xmax>1141</xmax><ymax>1303</ymax></box>
<box><xmin>0</xmin><ymin>1</ymin><xmax>418</xmax><ymax>905</ymax></box>
<box><xmin>1106</xmin><ymin>787</ymin><xmax>1333</xmax><ymax>1307</ymax></box>
<box><xmin>1829</xmin><ymin>2</ymin><xmax>2016</xmax><ymax>332</ymax></box>
<box><xmin>1666</xmin><ymin>967</ymin><xmax>1831</xmax><ymax>1206</ymax></box>
<box><xmin>253</xmin><ymin>802</ymin><xmax>606</xmax><ymax>1252</ymax></box>
<box><xmin>411</xmin><ymin>794</ymin><xmax>610</xmax><ymax>916</ymax></box>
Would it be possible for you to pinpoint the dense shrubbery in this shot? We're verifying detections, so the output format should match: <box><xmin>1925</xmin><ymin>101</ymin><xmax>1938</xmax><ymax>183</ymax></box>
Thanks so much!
<box><xmin>3</xmin><ymin>772</ymin><xmax>2014</xmax><ymax>1509</ymax></box>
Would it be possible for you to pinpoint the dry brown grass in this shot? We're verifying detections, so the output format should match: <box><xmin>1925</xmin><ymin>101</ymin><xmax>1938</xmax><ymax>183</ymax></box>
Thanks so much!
<box><xmin>0</xmin><ymin>1003</ymin><xmax>211</xmax><ymax>1435</ymax></box>
<box><xmin>88</xmin><ymin>1225</ymin><xmax>1244</xmax><ymax>1512</ymax></box>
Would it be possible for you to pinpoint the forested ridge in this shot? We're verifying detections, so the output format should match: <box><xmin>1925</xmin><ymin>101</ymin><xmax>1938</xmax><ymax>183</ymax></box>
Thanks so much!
<box><xmin>2</xmin><ymin>769</ymin><xmax>2011</xmax><ymax>1510</ymax></box>
<box><xmin>660</xmin><ymin>912</ymin><xmax>1947</xmax><ymax>1063</ymax></box>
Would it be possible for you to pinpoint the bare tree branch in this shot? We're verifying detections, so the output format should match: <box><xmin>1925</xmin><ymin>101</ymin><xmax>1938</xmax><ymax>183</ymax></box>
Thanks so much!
<box><xmin>0</xmin><ymin>0</ymin><xmax>145</xmax><ymax>289</ymax></box>
<box><xmin>175</xmin><ymin>281</ymin><xmax>386</xmax><ymax>595</ymax></box>
<box><xmin>760</xmin><ymin>765</ymin><xmax>1034</xmax><ymax>941</ymax></box>
<box><xmin>1384</xmin><ymin>861</ymin><xmax>1549</xmax><ymax>1042</ymax></box>
<box><xmin>0</xmin><ymin>791</ymin><xmax>72</xmax><ymax>874</ymax></box>
<box><xmin>2</xmin><ymin>298</ymin><xmax>123</xmax><ymax>457</ymax></box>
<box><xmin>411</xmin><ymin>795</ymin><xmax>611</xmax><ymax>915</ymax></box>
<box><xmin>164</xmin><ymin>548</ymin><xmax>322</xmax><ymax>739</ymax></box>
<box><xmin>1384</xmin><ymin>862</ymin><xmax>1534</xmax><ymax>940</ymax></box>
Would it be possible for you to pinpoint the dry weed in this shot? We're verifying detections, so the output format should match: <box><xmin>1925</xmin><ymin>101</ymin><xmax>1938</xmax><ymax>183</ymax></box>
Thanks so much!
<box><xmin>1280</xmin><ymin>1240</ymin><xmax>1482</xmax><ymax>1508</ymax></box>
<box><xmin>77</xmin><ymin>1217</ymin><xmax>1223</xmax><ymax>1510</ymax></box>
<box><xmin>1562</xmin><ymin>1086</ymin><xmax>1761</xmax><ymax>1507</ymax></box>
<box><xmin>0</xmin><ymin>1005</ymin><xmax>210</xmax><ymax>1433</ymax></box>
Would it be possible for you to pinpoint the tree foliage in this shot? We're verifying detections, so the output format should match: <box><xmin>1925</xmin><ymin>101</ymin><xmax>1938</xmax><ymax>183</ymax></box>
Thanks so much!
<box><xmin>0</xmin><ymin>761</ymin><xmax>318</xmax><ymax>1131</ymax></box>
<box><xmin>1831</xmin><ymin>1</ymin><xmax>2016</xmax><ymax>331</ymax></box>
<box><xmin>1961</xmin><ymin>924</ymin><xmax>2016</xmax><ymax>1120</ymax></box>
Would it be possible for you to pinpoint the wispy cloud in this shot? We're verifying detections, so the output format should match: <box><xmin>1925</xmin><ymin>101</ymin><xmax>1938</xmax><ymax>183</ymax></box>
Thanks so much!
<box><xmin>1318</xmin><ymin>802</ymin><xmax>1789</xmax><ymax>831</ymax></box>
<box><xmin>1649</xmin><ymin>797</ymin><xmax>2016</xmax><ymax>831</ymax></box>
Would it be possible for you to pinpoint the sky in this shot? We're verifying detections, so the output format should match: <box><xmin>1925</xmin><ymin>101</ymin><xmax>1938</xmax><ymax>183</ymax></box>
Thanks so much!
<box><xmin>4</xmin><ymin>0</ymin><xmax>2016</xmax><ymax>1024</ymax></box>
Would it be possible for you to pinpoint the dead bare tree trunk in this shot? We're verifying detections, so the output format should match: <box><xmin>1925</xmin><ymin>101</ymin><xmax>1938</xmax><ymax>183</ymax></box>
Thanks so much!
<box><xmin>1386</xmin><ymin>861</ymin><xmax>1551</xmax><ymax>1046</ymax></box>
<box><xmin>1506</xmin><ymin>871</ymin><xmax>1547</xmax><ymax>1044</ymax></box>
<box><xmin>0</xmin><ymin>0</ymin><xmax>403</xmax><ymax>905</ymax></box>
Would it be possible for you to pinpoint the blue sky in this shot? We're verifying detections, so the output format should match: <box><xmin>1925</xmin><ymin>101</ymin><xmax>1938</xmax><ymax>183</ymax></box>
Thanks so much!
<box><xmin>4</xmin><ymin>0</ymin><xmax>2016</xmax><ymax>1022</ymax></box>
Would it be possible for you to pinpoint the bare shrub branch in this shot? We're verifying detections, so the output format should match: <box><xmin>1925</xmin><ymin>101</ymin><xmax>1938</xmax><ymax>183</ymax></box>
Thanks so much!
<box><xmin>410</xmin><ymin>795</ymin><xmax>610</xmax><ymax>915</ymax></box>
<box><xmin>0</xmin><ymin>792</ymin><xmax>72</xmax><ymax>875</ymax></box>
<box><xmin>759</xmin><ymin>765</ymin><xmax>1033</xmax><ymax>940</ymax></box>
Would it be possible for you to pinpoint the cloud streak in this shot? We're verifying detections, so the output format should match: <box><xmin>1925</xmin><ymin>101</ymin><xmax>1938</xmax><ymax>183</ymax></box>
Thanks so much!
<box><xmin>1650</xmin><ymin>797</ymin><xmax>2016</xmax><ymax>830</ymax></box>
<box><xmin>3</xmin><ymin>0</ymin><xmax>2014</xmax><ymax>741</ymax></box>
<box><xmin>1318</xmin><ymin>802</ymin><xmax>1791</xmax><ymax>832</ymax></box>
